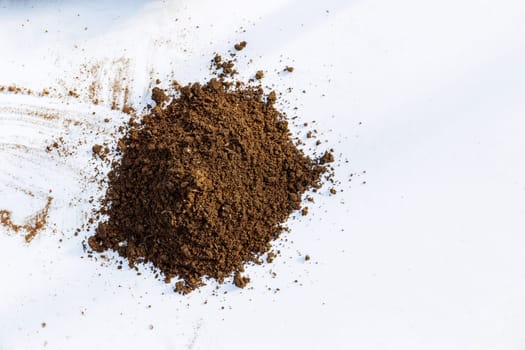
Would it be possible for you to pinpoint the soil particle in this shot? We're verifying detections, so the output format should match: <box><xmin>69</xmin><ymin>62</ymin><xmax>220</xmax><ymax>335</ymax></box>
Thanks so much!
<box><xmin>92</xmin><ymin>144</ymin><xmax>110</xmax><ymax>160</ymax></box>
<box><xmin>320</xmin><ymin>151</ymin><xmax>334</xmax><ymax>164</ymax></box>
<box><xmin>234</xmin><ymin>41</ymin><xmax>247</xmax><ymax>51</ymax></box>
<box><xmin>151</xmin><ymin>87</ymin><xmax>168</xmax><ymax>105</ymax></box>
<box><xmin>68</xmin><ymin>90</ymin><xmax>79</xmax><ymax>98</ymax></box>
<box><xmin>92</xmin><ymin>144</ymin><xmax>102</xmax><ymax>157</ymax></box>
<box><xmin>284</xmin><ymin>66</ymin><xmax>294</xmax><ymax>73</ymax></box>
<box><xmin>255</xmin><ymin>70</ymin><xmax>264</xmax><ymax>80</ymax></box>
<box><xmin>211</xmin><ymin>54</ymin><xmax>238</xmax><ymax>78</ymax></box>
<box><xmin>233</xmin><ymin>272</ymin><xmax>250</xmax><ymax>288</ymax></box>
<box><xmin>301</xmin><ymin>207</ymin><xmax>309</xmax><ymax>216</ymax></box>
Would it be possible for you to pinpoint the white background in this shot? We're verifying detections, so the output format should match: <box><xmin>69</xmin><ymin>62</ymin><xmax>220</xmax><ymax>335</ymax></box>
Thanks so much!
<box><xmin>1</xmin><ymin>0</ymin><xmax>525</xmax><ymax>349</ymax></box>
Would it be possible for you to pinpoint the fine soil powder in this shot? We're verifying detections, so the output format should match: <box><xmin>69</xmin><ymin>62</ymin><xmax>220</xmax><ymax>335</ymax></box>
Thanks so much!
<box><xmin>88</xmin><ymin>51</ymin><xmax>333</xmax><ymax>293</ymax></box>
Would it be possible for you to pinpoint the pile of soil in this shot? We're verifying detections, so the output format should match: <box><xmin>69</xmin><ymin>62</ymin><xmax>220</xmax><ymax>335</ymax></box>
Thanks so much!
<box><xmin>88</xmin><ymin>49</ymin><xmax>333</xmax><ymax>293</ymax></box>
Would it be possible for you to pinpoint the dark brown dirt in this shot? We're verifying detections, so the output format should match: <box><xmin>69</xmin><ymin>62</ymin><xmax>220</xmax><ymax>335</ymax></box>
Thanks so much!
<box><xmin>92</xmin><ymin>144</ymin><xmax>109</xmax><ymax>160</ymax></box>
<box><xmin>320</xmin><ymin>151</ymin><xmax>335</xmax><ymax>164</ymax></box>
<box><xmin>233</xmin><ymin>272</ymin><xmax>250</xmax><ymax>288</ymax></box>
<box><xmin>211</xmin><ymin>54</ymin><xmax>237</xmax><ymax>78</ymax></box>
<box><xmin>151</xmin><ymin>87</ymin><xmax>168</xmax><ymax>105</ymax></box>
<box><xmin>88</xmin><ymin>51</ymin><xmax>333</xmax><ymax>293</ymax></box>
<box><xmin>234</xmin><ymin>41</ymin><xmax>247</xmax><ymax>51</ymax></box>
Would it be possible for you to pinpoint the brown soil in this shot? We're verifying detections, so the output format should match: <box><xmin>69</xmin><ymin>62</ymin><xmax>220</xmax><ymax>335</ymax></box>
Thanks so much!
<box><xmin>88</xmin><ymin>51</ymin><xmax>333</xmax><ymax>293</ymax></box>
<box><xmin>233</xmin><ymin>272</ymin><xmax>250</xmax><ymax>288</ymax></box>
<box><xmin>0</xmin><ymin>197</ymin><xmax>53</xmax><ymax>242</ymax></box>
<box><xmin>234</xmin><ymin>41</ymin><xmax>247</xmax><ymax>51</ymax></box>
<box><xmin>92</xmin><ymin>144</ymin><xmax>109</xmax><ymax>160</ymax></box>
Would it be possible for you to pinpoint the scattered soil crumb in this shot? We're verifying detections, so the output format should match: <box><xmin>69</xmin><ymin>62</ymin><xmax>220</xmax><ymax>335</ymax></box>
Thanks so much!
<box><xmin>234</xmin><ymin>41</ymin><xmax>247</xmax><ymax>51</ymax></box>
<box><xmin>0</xmin><ymin>197</ymin><xmax>53</xmax><ymax>243</ymax></box>
<box><xmin>320</xmin><ymin>151</ymin><xmax>335</xmax><ymax>164</ymax></box>
<box><xmin>92</xmin><ymin>144</ymin><xmax>109</xmax><ymax>160</ymax></box>
<box><xmin>301</xmin><ymin>207</ymin><xmax>309</xmax><ymax>216</ymax></box>
<box><xmin>233</xmin><ymin>272</ymin><xmax>250</xmax><ymax>288</ymax></box>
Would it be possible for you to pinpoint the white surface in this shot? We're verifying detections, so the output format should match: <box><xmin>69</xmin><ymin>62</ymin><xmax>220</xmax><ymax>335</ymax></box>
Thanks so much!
<box><xmin>1</xmin><ymin>0</ymin><xmax>525</xmax><ymax>349</ymax></box>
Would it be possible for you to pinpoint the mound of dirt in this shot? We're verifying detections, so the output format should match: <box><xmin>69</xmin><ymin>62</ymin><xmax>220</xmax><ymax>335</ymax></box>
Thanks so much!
<box><xmin>88</xmin><ymin>50</ymin><xmax>333</xmax><ymax>293</ymax></box>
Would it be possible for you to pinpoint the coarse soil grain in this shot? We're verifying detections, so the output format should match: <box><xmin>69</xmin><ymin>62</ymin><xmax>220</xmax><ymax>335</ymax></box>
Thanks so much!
<box><xmin>88</xmin><ymin>45</ymin><xmax>334</xmax><ymax>293</ymax></box>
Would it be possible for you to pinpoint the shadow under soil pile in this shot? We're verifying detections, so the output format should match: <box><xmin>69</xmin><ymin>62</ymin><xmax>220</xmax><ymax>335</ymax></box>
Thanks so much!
<box><xmin>88</xmin><ymin>55</ymin><xmax>333</xmax><ymax>293</ymax></box>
